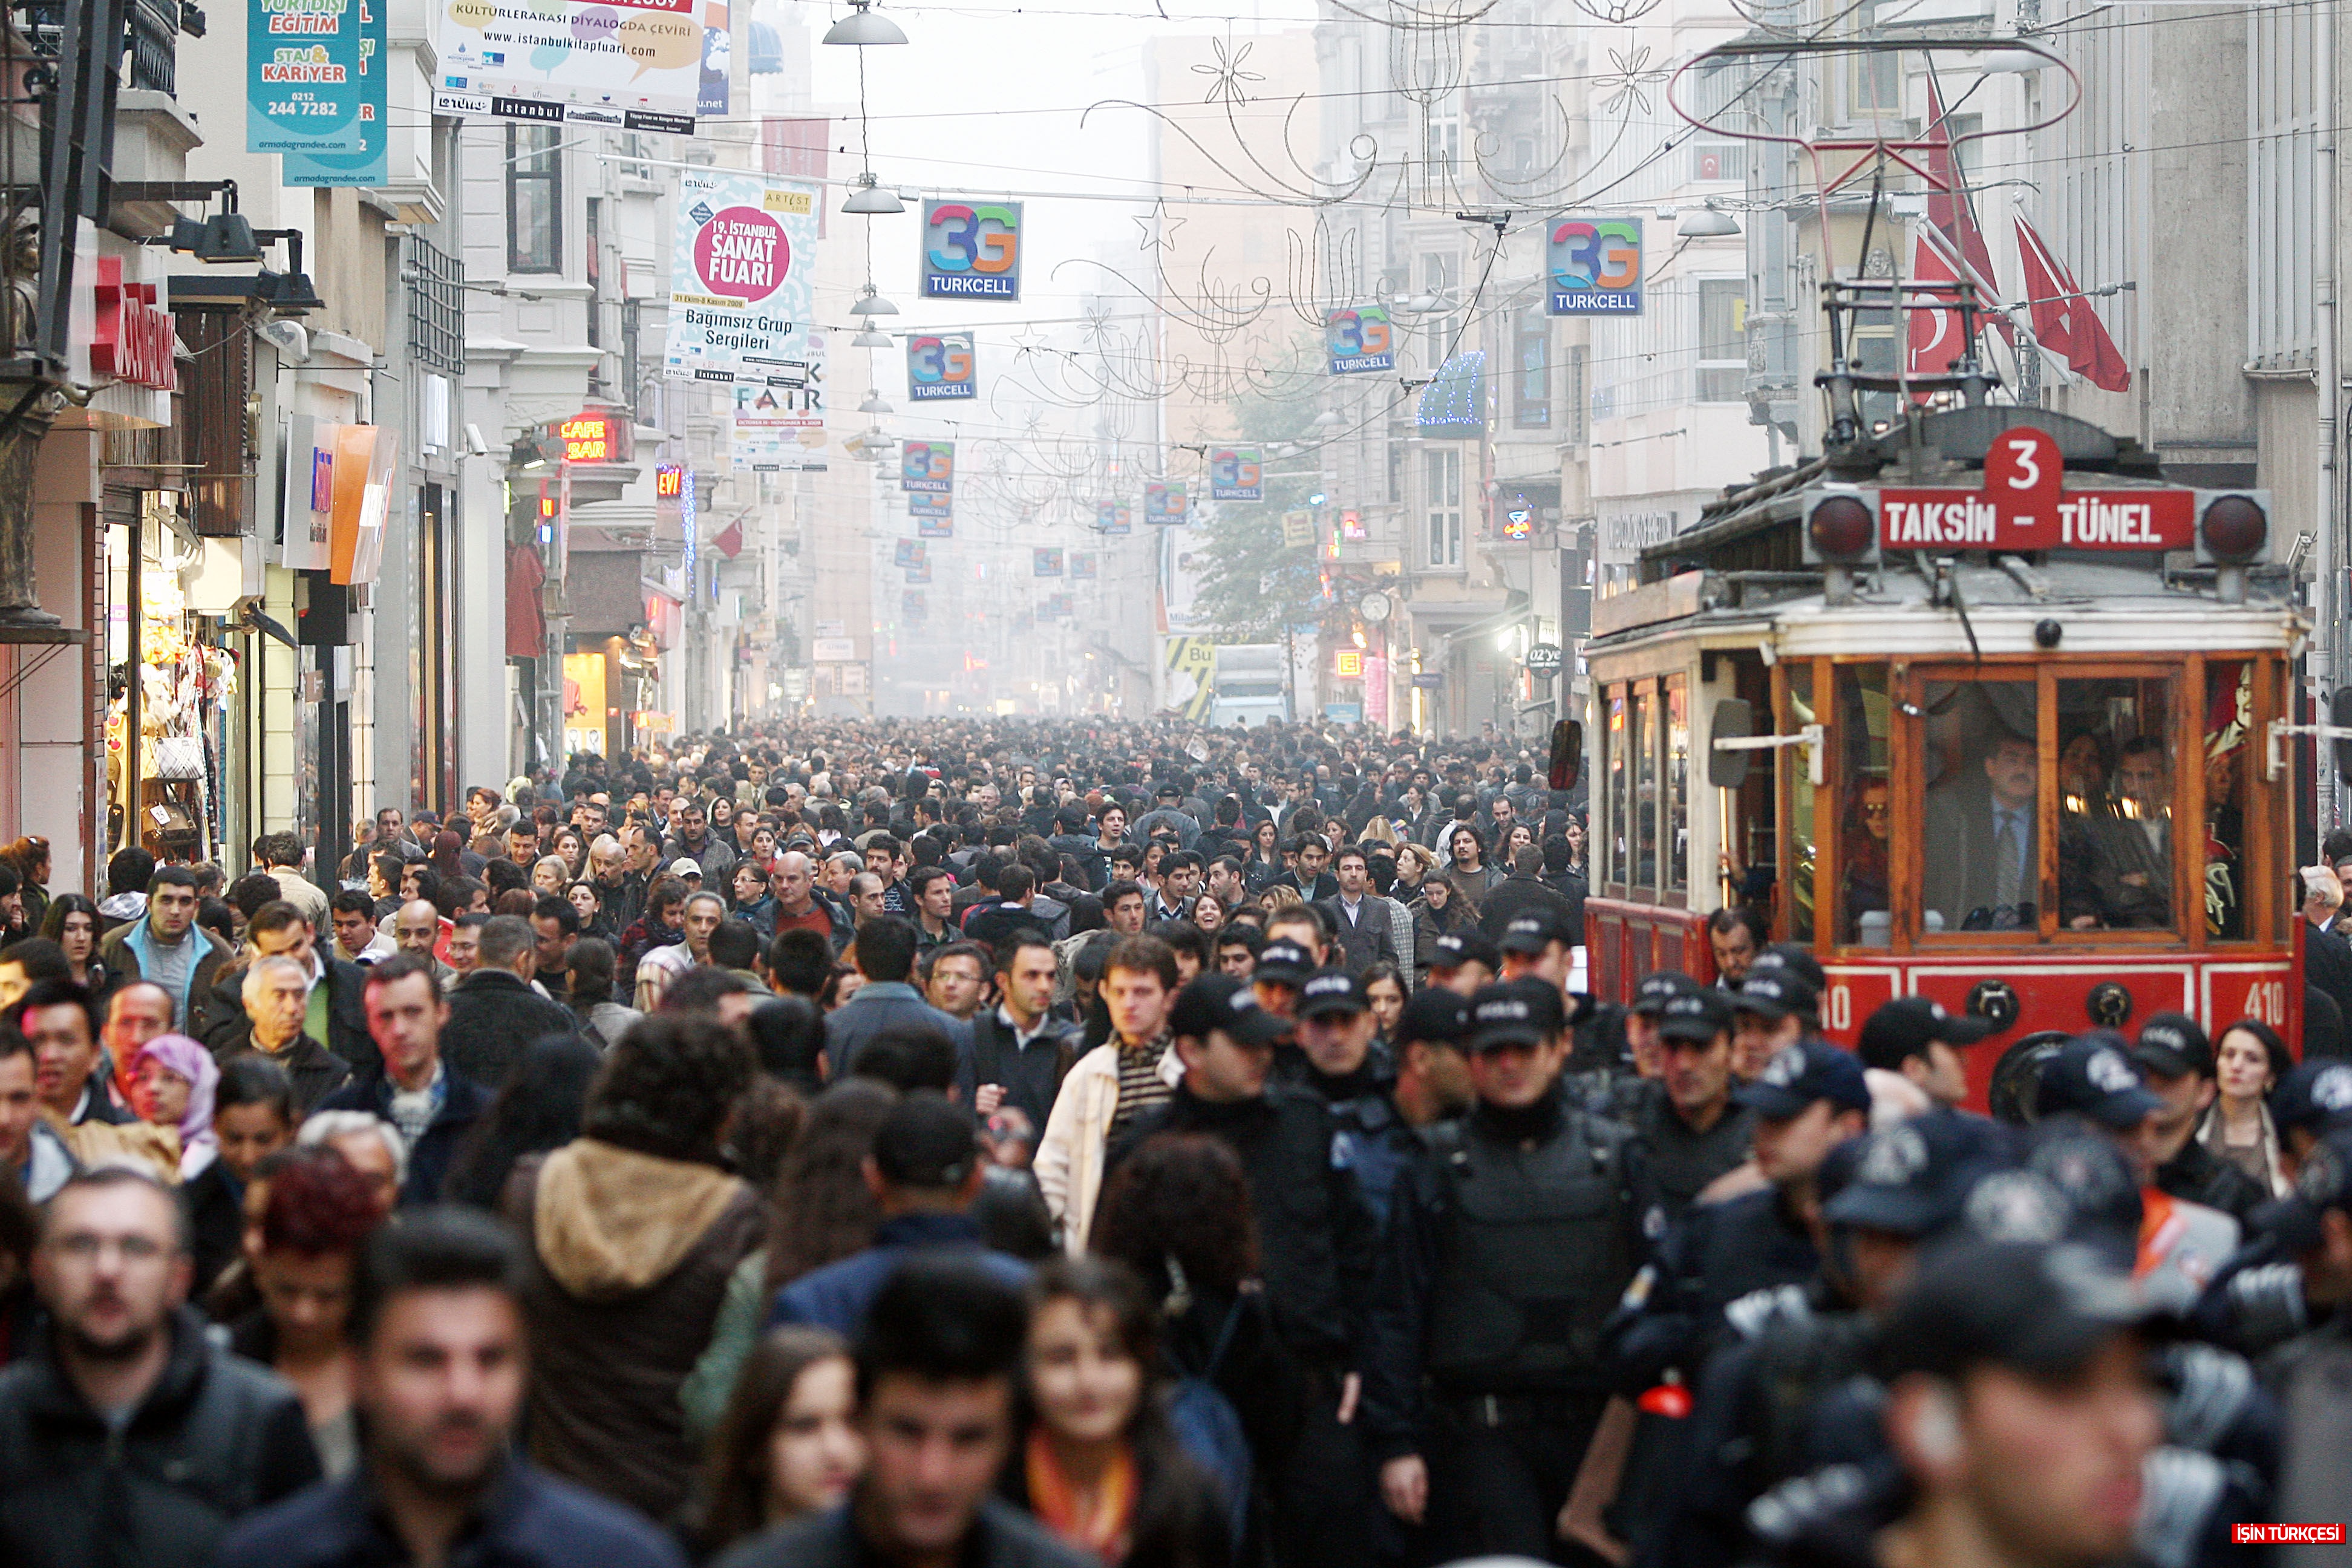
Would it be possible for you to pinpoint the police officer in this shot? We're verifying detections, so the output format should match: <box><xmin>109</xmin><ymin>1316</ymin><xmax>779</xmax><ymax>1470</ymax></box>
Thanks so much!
<box><xmin>1608</xmin><ymin>1036</ymin><xmax>1871</xmax><ymax>1403</ymax></box>
<box><xmin>1624</xmin><ymin>970</ymin><xmax>1700</xmax><ymax>1082</ymax></box>
<box><xmin>1730</xmin><ymin>970</ymin><xmax>1816</xmax><ymax>1085</ymax></box>
<box><xmin>1425</xmin><ymin>930</ymin><xmax>1501</xmax><ymax>997</ymax></box>
<box><xmin>1389</xmin><ymin>988</ymin><xmax>1475</xmax><ymax>1131</ymax></box>
<box><xmin>2269</xmin><ymin>1057</ymin><xmax>2352</xmax><ymax>1180</ymax></box>
<box><xmin>1365</xmin><ymin>977</ymin><xmax>1651</xmax><ymax>1561</ymax></box>
<box><xmin>1294</xmin><ymin>968</ymin><xmax>1417</xmax><ymax>1227</ymax></box>
<box><xmin>1625</xmin><ymin>987</ymin><xmax>1755</xmax><ymax>1223</ymax></box>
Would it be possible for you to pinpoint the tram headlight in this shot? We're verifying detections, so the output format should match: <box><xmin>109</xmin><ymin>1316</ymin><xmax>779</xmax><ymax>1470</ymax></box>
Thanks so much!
<box><xmin>2196</xmin><ymin>494</ymin><xmax>2269</xmax><ymax>565</ymax></box>
<box><xmin>1803</xmin><ymin>489</ymin><xmax>1879</xmax><ymax>566</ymax></box>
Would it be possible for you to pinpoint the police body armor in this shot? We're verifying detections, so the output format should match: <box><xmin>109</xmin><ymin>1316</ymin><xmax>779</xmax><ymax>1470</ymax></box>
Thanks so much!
<box><xmin>1329</xmin><ymin>1091</ymin><xmax>1412</xmax><ymax>1229</ymax></box>
<box><xmin>1424</xmin><ymin>1109</ymin><xmax>1636</xmax><ymax>1388</ymax></box>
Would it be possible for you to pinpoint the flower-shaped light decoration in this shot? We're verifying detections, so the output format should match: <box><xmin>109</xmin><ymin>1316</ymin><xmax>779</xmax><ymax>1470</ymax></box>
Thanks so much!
<box><xmin>1192</xmin><ymin>37</ymin><xmax>1266</xmax><ymax>108</ymax></box>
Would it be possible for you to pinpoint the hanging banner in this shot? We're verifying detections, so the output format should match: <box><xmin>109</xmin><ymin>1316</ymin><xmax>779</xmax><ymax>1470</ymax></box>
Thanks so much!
<box><xmin>432</xmin><ymin>0</ymin><xmax>713</xmax><ymax>132</ymax></box>
<box><xmin>1209</xmin><ymin>448</ymin><xmax>1261</xmax><ymax>501</ymax></box>
<box><xmin>1040</xmin><ymin>592</ymin><xmax>1072</xmax><ymax>619</ymax></box>
<box><xmin>921</xmin><ymin>200</ymin><xmax>1022</xmax><ymax>300</ymax></box>
<box><xmin>907</xmin><ymin>492</ymin><xmax>953</xmax><ymax>518</ymax></box>
<box><xmin>1071</xmin><ymin>551</ymin><xmax>1098</xmax><ymax>580</ymax></box>
<box><xmin>1033</xmin><ymin>547</ymin><xmax>1063</xmax><ymax>577</ymax></box>
<box><xmin>905</xmin><ymin>559</ymin><xmax>931</xmax><ymax>584</ymax></box>
<box><xmin>903</xmin><ymin>590</ymin><xmax>927</xmax><ymax>620</ymax></box>
<box><xmin>1547</xmin><ymin>217</ymin><xmax>1644</xmax><ymax>315</ymax></box>
<box><xmin>907</xmin><ymin>332</ymin><xmax>976</xmax><ymax>400</ymax></box>
<box><xmin>916</xmin><ymin>514</ymin><xmax>955</xmax><ymax>538</ymax></box>
<box><xmin>280</xmin><ymin>0</ymin><xmax>385</xmax><ymax>179</ymax></box>
<box><xmin>729</xmin><ymin>344</ymin><xmax>828</xmax><ymax>471</ymax></box>
<box><xmin>250</xmin><ymin>0</ymin><xmax>370</xmax><ymax>154</ymax></box>
<box><xmin>664</xmin><ymin>171</ymin><xmax>820</xmax><ymax>384</ymax></box>
<box><xmin>901</xmin><ymin>440</ymin><xmax>955</xmax><ymax>494</ymax></box>
<box><xmin>893</xmin><ymin>539</ymin><xmax>923</xmax><ymax>567</ymax></box>
<box><xmin>1097</xmin><ymin>501</ymin><xmax>1131</xmax><ymax>535</ymax></box>
<box><xmin>280</xmin><ymin>416</ymin><xmax>337</xmax><ymax>570</ymax></box>
<box><xmin>1325</xmin><ymin>305</ymin><xmax>1394</xmax><ymax>374</ymax></box>
<box><xmin>1145</xmin><ymin>481</ymin><xmax>1188</xmax><ymax>526</ymax></box>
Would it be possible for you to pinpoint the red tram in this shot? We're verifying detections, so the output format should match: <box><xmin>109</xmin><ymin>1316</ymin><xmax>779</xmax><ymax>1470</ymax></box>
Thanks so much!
<box><xmin>1579</xmin><ymin>322</ymin><xmax>2300</xmax><ymax>1111</ymax></box>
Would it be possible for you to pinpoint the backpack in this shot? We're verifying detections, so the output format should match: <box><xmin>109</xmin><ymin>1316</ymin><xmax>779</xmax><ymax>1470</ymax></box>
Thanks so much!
<box><xmin>1166</xmin><ymin>1296</ymin><xmax>1252</xmax><ymax>1552</ymax></box>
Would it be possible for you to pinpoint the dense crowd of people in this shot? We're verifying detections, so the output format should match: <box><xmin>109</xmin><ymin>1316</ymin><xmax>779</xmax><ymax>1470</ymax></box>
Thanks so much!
<box><xmin>0</xmin><ymin>716</ymin><xmax>2343</xmax><ymax>1568</ymax></box>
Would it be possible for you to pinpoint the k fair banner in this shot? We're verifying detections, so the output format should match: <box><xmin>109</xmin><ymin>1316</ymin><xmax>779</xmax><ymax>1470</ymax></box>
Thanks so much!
<box><xmin>664</xmin><ymin>171</ymin><xmax>820</xmax><ymax>385</ymax></box>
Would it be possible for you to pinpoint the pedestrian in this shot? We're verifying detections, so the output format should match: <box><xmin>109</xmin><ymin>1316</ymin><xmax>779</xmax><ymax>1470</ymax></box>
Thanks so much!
<box><xmin>769</xmin><ymin>1091</ymin><xmax>1030</xmax><ymax>1334</ymax></box>
<box><xmin>438</xmin><ymin>915</ymin><xmax>576</xmax><ymax>1089</ymax></box>
<box><xmin>193</xmin><ymin>901</ymin><xmax>375</xmax><ymax>1072</ymax></box>
<box><xmin>712</xmin><ymin>1257</ymin><xmax>1095</xmax><ymax>1568</ymax></box>
<box><xmin>220</xmin><ymin>956</ymin><xmax>351</xmax><ymax>1114</ymax></box>
<box><xmin>501</xmin><ymin>1011</ymin><xmax>763</xmax><ymax>1522</ymax></box>
<box><xmin>0</xmin><ymin>1168</ymin><xmax>321</xmax><ymax>1567</ymax></box>
<box><xmin>823</xmin><ymin>916</ymin><xmax>973</xmax><ymax>1080</ymax></box>
<box><xmin>128</xmin><ymin>1031</ymin><xmax>218</xmax><ymax>1180</ymax></box>
<box><xmin>314</xmin><ymin>956</ymin><xmax>492</xmax><ymax>1209</ymax></box>
<box><xmin>1036</xmin><ymin>935</ymin><xmax>1181</xmax><ymax>1253</ymax></box>
<box><xmin>39</xmin><ymin>894</ymin><xmax>104</xmax><ymax>991</ymax></box>
<box><xmin>213</xmin><ymin>1209</ymin><xmax>687</xmax><ymax>1568</ymax></box>
<box><xmin>94</xmin><ymin>865</ymin><xmax>232</xmax><ymax>1032</ymax></box>
<box><xmin>224</xmin><ymin>1145</ymin><xmax>387</xmax><ymax>1479</ymax></box>
<box><xmin>691</xmin><ymin>1327</ymin><xmax>865</xmax><ymax>1559</ymax></box>
<box><xmin>1011</xmin><ymin>1256</ymin><xmax>1235</xmax><ymax>1568</ymax></box>
<box><xmin>2202</xmin><ymin>1018</ymin><xmax>2292</xmax><ymax>1195</ymax></box>
<box><xmin>2131</xmin><ymin>1012</ymin><xmax>2268</xmax><ymax>1221</ymax></box>
<box><xmin>439</xmin><ymin>1031</ymin><xmax>604</xmax><ymax>1209</ymax></box>
<box><xmin>187</xmin><ymin>1055</ymin><xmax>295</xmax><ymax>1299</ymax></box>
<box><xmin>962</xmin><ymin>932</ymin><xmax>1082</xmax><ymax>1133</ymax></box>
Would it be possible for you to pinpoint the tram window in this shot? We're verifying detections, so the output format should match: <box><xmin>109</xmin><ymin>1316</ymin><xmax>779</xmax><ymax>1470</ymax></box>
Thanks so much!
<box><xmin>1666</xmin><ymin>675</ymin><xmax>1690</xmax><ymax>894</ymax></box>
<box><xmin>1786</xmin><ymin>664</ymin><xmax>1816</xmax><ymax>942</ymax></box>
<box><xmin>1834</xmin><ymin>665</ymin><xmax>1891</xmax><ymax>946</ymax></box>
<box><xmin>1918</xmin><ymin>679</ymin><xmax>2039</xmax><ymax>933</ymax></box>
<box><xmin>2204</xmin><ymin>661</ymin><xmax>2253</xmax><ymax>941</ymax></box>
<box><xmin>1606</xmin><ymin>687</ymin><xmax>1628</xmax><ymax>890</ymax></box>
<box><xmin>2056</xmin><ymin>676</ymin><xmax>2178</xmax><ymax>933</ymax></box>
<box><xmin>1635</xmin><ymin>687</ymin><xmax>1659</xmax><ymax>889</ymax></box>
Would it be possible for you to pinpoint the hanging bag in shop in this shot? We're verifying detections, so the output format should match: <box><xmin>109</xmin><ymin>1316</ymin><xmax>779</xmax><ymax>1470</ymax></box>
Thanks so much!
<box><xmin>154</xmin><ymin>735</ymin><xmax>205</xmax><ymax>780</ymax></box>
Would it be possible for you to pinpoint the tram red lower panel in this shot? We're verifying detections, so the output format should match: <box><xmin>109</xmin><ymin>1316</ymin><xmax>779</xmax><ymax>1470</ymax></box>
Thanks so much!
<box><xmin>1584</xmin><ymin>900</ymin><xmax>2298</xmax><ymax>1115</ymax></box>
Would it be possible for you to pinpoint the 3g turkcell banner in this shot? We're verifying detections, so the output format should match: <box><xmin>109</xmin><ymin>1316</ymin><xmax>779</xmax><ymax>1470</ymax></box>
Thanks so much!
<box><xmin>921</xmin><ymin>201</ymin><xmax>1022</xmax><ymax>301</ymax></box>
<box><xmin>1325</xmin><ymin>305</ymin><xmax>1394</xmax><ymax>374</ymax></box>
<box><xmin>901</xmin><ymin>440</ymin><xmax>955</xmax><ymax>494</ymax></box>
<box><xmin>1209</xmin><ymin>448</ymin><xmax>1261</xmax><ymax>501</ymax></box>
<box><xmin>249</xmin><ymin>0</ymin><xmax>372</xmax><ymax>154</ymax></box>
<box><xmin>1145</xmin><ymin>481</ymin><xmax>1189</xmax><ymax>525</ymax></box>
<box><xmin>664</xmin><ymin>172</ymin><xmax>820</xmax><ymax>385</ymax></box>
<box><xmin>1547</xmin><ymin>217</ymin><xmax>1643</xmax><ymax>315</ymax></box>
<box><xmin>907</xmin><ymin>333</ymin><xmax>976</xmax><ymax>401</ymax></box>
<box><xmin>280</xmin><ymin>0</ymin><xmax>385</xmax><ymax>183</ymax></box>
<box><xmin>433</xmin><ymin>0</ymin><xmax>713</xmax><ymax>132</ymax></box>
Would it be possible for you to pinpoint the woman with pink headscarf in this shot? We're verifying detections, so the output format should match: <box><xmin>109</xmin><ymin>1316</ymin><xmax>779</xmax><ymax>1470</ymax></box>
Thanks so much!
<box><xmin>133</xmin><ymin>1033</ymin><xmax>220</xmax><ymax>1180</ymax></box>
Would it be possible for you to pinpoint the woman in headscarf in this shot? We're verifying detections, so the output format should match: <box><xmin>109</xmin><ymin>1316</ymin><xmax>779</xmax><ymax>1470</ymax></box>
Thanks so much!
<box><xmin>132</xmin><ymin>1033</ymin><xmax>220</xmax><ymax>1180</ymax></box>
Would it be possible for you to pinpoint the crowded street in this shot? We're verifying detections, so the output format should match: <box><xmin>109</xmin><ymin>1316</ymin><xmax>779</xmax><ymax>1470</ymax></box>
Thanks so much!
<box><xmin>0</xmin><ymin>0</ymin><xmax>2347</xmax><ymax>1553</ymax></box>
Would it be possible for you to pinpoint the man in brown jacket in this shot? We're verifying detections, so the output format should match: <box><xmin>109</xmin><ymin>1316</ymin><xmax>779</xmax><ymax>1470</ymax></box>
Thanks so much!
<box><xmin>500</xmin><ymin>1011</ymin><xmax>763</xmax><ymax>1523</ymax></box>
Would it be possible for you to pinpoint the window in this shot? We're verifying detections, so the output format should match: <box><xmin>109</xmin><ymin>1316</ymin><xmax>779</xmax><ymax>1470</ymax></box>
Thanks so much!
<box><xmin>1916</xmin><ymin>678</ymin><xmax>2040</xmax><ymax>933</ymax></box>
<box><xmin>2205</xmin><ymin>661</ymin><xmax>2253</xmax><ymax>940</ymax></box>
<box><xmin>1387</xmin><ymin>441</ymin><xmax>1403</xmax><ymax>504</ymax></box>
<box><xmin>1833</xmin><ymin>665</ymin><xmax>1890</xmax><ymax>944</ymax></box>
<box><xmin>1513</xmin><ymin>311</ymin><xmax>1550</xmax><ymax>428</ymax></box>
<box><xmin>1667</xmin><ymin>675</ymin><xmax>1690</xmax><ymax>894</ymax></box>
<box><xmin>2055</xmin><ymin>675</ymin><xmax>2178</xmax><ymax>933</ymax></box>
<box><xmin>1424</xmin><ymin>448</ymin><xmax>1461</xmax><ymax>568</ymax></box>
<box><xmin>1786</xmin><ymin>664</ymin><xmax>1818</xmax><ymax>942</ymax></box>
<box><xmin>1606</xmin><ymin>687</ymin><xmax>1628</xmax><ymax>889</ymax></box>
<box><xmin>508</xmin><ymin>125</ymin><xmax>563</xmax><ymax>274</ymax></box>
<box><xmin>1635</xmin><ymin>686</ymin><xmax>1658</xmax><ymax>890</ymax></box>
<box><xmin>1698</xmin><ymin>279</ymin><xmax>1746</xmax><ymax>402</ymax></box>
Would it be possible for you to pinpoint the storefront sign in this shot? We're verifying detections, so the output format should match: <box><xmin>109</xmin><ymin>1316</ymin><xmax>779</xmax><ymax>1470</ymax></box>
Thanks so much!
<box><xmin>656</xmin><ymin>463</ymin><xmax>686</xmax><ymax>498</ymax></box>
<box><xmin>1281</xmin><ymin>509</ymin><xmax>1315</xmax><ymax>549</ymax></box>
<box><xmin>664</xmin><ymin>171</ymin><xmax>820</xmax><ymax>384</ymax></box>
<box><xmin>433</xmin><ymin>0</ymin><xmax>714</xmax><ymax>128</ymax></box>
<box><xmin>907</xmin><ymin>332</ymin><xmax>976</xmax><ymax>400</ymax></box>
<box><xmin>1209</xmin><ymin>448</ymin><xmax>1261</xmax><ymax>501</ymax></box>
<box><xmin>812</xmin><ymin>635</ymin><xmax>858</xmax><ymax>662</ymax></box>
<box><xmin>284</xmin><ymin>0</ymin><xmax>385</xmax><ymax>183</ymax></box>
<box><xmin>1333</xmin><ymin>648</ymin><xmax>1364</xmax><ymax>679</ymax></box>
<box><xmin>250</xmin><ymin>0</ymin><xmax>368</xmax><ymax>154</ymax></box>
<box><xmin>557</xmin><ymin>411</ymin><xmax>626</xmax><ymax>463</ymax></box>
<box><xmin>921</xmin><ymin>200</ymin><xmax>1022</xmax><ymax>300</ymax></box>
<box><xmin>91</xmin><ymin>258</ymin><xmax>177</xmax><ymax>391</ymax></box>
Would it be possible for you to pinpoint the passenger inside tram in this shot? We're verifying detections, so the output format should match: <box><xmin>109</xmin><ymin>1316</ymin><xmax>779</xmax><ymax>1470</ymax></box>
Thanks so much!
<box><xmin>1840</xmin><ymin>777</ymin><xmax>1890</xmax><ymax>940</ymax></box>
<box><xmin>1921</xmin><ymin>693</ymin><xmax>2042</xmax><ymax>931</ymax></box>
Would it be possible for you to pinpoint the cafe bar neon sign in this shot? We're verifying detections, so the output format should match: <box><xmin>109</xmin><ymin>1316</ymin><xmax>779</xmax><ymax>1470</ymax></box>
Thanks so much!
<box><xmin>558</xmin><ymin>412</ymin><xmax>621</xmax><ymax>463</ymax></box>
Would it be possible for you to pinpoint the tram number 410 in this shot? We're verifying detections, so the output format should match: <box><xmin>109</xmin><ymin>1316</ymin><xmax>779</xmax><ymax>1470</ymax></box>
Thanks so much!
<box><xmin>1823</xmin><ymin>985</ymin><xmax>1854</xmax><ymax>1033</ymax></box>
<box><xmin>2243</xmin><ymin>980</ymin><xmax>2289</xmax><ymax>1027</ymax></box>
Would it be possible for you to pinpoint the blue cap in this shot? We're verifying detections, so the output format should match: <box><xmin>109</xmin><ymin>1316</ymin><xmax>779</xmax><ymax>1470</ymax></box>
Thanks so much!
<box><xmin>2033</xmin><ymin>1032</ymin><xmax>2164</xmax><ymax>1131</ymax></box>
<box><xmin>1734</xmin><ymin>1037</ymin><xmax>1872</xmax><ymax>1119</ymax></box>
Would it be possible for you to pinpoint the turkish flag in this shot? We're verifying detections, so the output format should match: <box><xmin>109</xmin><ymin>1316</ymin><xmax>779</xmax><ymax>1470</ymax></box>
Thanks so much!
<box><xmin>1906</xmin><ymin>226</ymin><xmax>1969</xmax><ymax>393</ymax></box>
<box><xmin>2014</xmin><ymin>217</ymin><xmax>2131</xmax><ymax>393</ymax></box>
<box><xmin>1922</xmin><ymin>75</ymin><xmax>2011</xmax><ymax>342</ymax></box>
<box><xmin>711</xmin><ymin>518</ymin><xmax>745</xmax><ymax>558</ymax></box>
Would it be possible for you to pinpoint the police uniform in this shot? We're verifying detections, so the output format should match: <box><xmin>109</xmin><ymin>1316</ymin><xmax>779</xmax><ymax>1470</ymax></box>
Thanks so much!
<box><xmin>1363</xmin><ymin>978</ymin><xmax>1653</xmax><ymax>1562</ymax></box>
<box><xmin>1296</xmin><ymin>969</ymin><xmax>1419</xmax><ymax>1229</ymax></box>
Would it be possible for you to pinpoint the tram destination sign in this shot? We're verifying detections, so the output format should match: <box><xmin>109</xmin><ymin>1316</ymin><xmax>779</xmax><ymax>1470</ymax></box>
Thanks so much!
<box><xmin>1877</xmin><ymin>487</ymin><xmax>2196</xmax><ymax>552</ymax></box>
<box><xmin>1875</xmin><ymin>426</ymin><xmax>2195</xmax><ymax>553</ymax></box>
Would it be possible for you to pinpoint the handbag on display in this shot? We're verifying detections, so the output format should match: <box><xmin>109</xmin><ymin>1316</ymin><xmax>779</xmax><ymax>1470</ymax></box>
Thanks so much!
<box><xmin>154</xmin><ymin>735</ymin><xmax>205</xmax><ymax>780</ymax></box>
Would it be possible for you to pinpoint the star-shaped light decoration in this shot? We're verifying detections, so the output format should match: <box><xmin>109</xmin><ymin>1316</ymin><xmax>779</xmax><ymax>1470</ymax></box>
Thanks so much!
<box><xmin>1134</xmin><ymin>198</ymin><xmax>1186</xmax><ymax>253</ymax></box>
<box><xmin>1191</xmin><ymin>36</ymin><xmax>1265</xmax><ymax>108</ymax></box>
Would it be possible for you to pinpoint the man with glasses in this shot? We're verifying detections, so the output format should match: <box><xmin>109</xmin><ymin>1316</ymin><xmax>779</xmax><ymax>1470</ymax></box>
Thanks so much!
<box><xmin>0</xmin><ymin>1169</ymin><xmax>320</xmax><ymax>1566</ymax></box>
